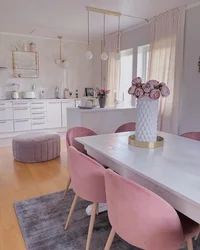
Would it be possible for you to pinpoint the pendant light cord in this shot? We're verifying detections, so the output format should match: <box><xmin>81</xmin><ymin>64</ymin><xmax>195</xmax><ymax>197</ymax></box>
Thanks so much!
<box><xmin>103</xmin><ymin>14</ymin><xmax>106</xmax><ymax>48</ymax></box>
<box><xmin>60</xmin><ymin>38</ymin><xmax>62</xmax><ymax>59</ymax></box>
<box><xmin>117</xmin><ymin>16</ymin><xmax>120</xmax><ymax>51</ymax></box>
<box><xmin>87</xmin><ymin>11</ymin><xmax>90</xmax><ymax>46</ymax></box>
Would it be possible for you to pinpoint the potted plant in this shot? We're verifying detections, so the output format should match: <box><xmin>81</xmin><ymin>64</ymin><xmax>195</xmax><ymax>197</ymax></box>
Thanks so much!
<box><xmin>96</xmin><ymin>88</ymin><xmax>110</xmax><ymax>108</ymax></box>
<box><xmin>30</xmin><ymin>42</ymin><xmax>36</xmax><ymax>52</ymax></box>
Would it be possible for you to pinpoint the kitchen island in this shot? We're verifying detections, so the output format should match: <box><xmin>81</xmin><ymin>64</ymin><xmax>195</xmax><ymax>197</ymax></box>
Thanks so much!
<box><xmin>67</xmin><ymin>107</ymin><xmax>136</xmax><ymax>134</ymax></box>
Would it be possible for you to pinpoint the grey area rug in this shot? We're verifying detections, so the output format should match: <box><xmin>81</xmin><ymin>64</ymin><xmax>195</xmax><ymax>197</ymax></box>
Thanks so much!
<box><xmin>14</xmin><ymin>190</ymin><xmax>199</xmax><ymax>250</ymax></box>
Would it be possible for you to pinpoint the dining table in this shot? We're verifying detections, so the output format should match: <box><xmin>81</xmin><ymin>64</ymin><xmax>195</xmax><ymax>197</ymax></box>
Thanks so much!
<box><xmin>76</xmin><ymin>131</ymin><xmax>200</xmax><ymax>223</ymax></box>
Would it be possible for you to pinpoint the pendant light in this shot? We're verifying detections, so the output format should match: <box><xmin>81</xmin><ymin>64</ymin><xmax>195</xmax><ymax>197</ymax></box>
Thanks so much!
<box><xmin>85</xmin><ymin>10</ymin><xmax>93</xmax><ymax>60</ymax></box>
<box><xmin>101</xmin><ymin>14</ymin><xmax>108</xmax><ymax>61</ymax></box>
<box><xmin>54</xmin><ymin>36</ymin><xmax>70</xmax><ymax>68</ymax></box>
<box><xmin>115</xmin><ymin>16</ymin><xmax>121</xmax><ymax>61</ymax></box>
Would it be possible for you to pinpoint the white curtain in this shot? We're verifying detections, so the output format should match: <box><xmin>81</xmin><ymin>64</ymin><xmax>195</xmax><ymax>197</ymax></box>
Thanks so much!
<box><xmin>105</xmin><ymin>33</ymin><xmax>121</xmax><ymax>106</ymax></box>
<box><xmin>148</xmin><ymin>7</ymin><xmax>185</xmax><ymax>134</ymax></box>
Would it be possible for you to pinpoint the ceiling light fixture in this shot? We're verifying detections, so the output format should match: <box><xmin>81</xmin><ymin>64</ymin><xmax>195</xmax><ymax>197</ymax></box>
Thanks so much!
<box><xmin>85</xmin><ymin>10</ymin><xmax>93</xmax><ymax>60</ymax></box>
<box><xmin>85</xmin><ymin>7</ymin><xmax>148</xmax><ymax>61</ymax></box>
<box><xmin>54</xmin><ymin>36</ymin><xmax>70</xmax><ymax>68</ymax></box>
<box><xmin>101</xmin><ymin>14</ymin><xmax>108</xmax><ymax>61</ymax></box>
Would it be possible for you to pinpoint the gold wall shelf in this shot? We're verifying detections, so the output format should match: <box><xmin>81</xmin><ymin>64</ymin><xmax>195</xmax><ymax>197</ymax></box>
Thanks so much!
<box><xmin>12</xmin><ymin>51</ymin><xmax>39</xmax><ymax>78</ymax></box>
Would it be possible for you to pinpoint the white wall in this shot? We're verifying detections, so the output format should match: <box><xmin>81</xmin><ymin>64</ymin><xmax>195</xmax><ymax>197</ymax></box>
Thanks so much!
<box><xmin>179</xmin><ymin>5</ymin><xmax>200</xmax><ymax>134</ymax></box>
<box><xmin>0</xmin><ymin>33</ymin><xmax>93</xmax><ymax>99</ymax></box>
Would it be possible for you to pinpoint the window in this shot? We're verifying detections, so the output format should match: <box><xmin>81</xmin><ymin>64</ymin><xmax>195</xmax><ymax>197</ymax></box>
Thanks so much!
<box><xmin>137</xmin><ymin>44</ymin><xmax>150</xmax><ymax>82</ymax></box>
<box><xmin>119</xmin><ymin>48</ymin><xmax>133</xmax><ymax>107</ymax></box>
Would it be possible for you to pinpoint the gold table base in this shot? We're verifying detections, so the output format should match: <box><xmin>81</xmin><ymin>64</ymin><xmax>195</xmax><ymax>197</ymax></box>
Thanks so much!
<box><xmin>129</xmin><ymin>135</ymin><xmax>164</xmax><ymax>149</ymax></box>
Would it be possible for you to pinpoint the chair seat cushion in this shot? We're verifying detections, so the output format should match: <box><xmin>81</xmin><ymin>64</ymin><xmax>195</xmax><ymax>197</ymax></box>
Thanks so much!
<box><xmin>12</xmin><ymin>131</ymin><xmax>60</xmax><ymax>163</ymax></box>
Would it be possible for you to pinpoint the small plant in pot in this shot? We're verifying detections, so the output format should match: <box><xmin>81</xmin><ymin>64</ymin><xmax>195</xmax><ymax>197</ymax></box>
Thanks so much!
<box><xmin>96</xmin><ymin>88</ymin><xmax>110</xmax><ymax>108</ymax></box>
<box><xmin>30</xmin><ymin>42</ymin><xmax>36</xmax><ymax>52</ymax></box>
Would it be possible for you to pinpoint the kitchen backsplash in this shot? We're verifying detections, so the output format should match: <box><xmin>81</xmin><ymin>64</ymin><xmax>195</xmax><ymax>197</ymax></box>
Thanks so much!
<box><xmin>0</xmin><ymin>33</ymin><xmax>93</xmax><ymax>99</ymax></box>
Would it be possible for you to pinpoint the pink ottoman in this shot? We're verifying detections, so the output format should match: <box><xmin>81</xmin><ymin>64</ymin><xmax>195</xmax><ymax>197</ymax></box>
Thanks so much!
<box><xmin>12</xmin><ymin>131</ymin><xmax>60</xmax><ymax>163</ymax></box>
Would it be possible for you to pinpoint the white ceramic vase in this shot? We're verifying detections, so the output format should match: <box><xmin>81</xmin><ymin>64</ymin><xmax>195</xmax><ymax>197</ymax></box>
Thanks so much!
<box><xmin>135</xmin><ymin>97</ymin><xmax>159</xmax><ymax>142</ymax></box>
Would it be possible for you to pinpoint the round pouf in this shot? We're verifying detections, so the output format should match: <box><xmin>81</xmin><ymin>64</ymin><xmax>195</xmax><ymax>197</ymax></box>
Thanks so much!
<box><xmin>12</xmin><ymin>131</ymin><xmax>60</xmax><ymax>163</ymax></box>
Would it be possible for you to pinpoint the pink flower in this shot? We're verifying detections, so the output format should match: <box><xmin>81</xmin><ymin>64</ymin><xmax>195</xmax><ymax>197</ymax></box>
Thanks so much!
<box><xmin>135</xmin><ymin>88</ymin><xmax>144</xmax><ymax>99</ymax></box>
<box><xmin>149</xmin><ymin>89</ymin><xmax>161</xmax><ymax>100</ymax></box>
<box><xmin>147</xmin><ymin>80</ymin><xmax>160</xmax><ymax>88</ymax></box>
<box><xmin>100</xmin><ymin>90</ymin><xmax>103</xmax><ymax>94</ymax></box>
<box><xmin>161</xmin><ymin>85</ymin><xmax>170</xmax><ymax>97</ymax></box>
<box><xmin>142</xmin><ymin>82</ymin><xmax>154</xmax><ymax>93</ymax></box>
<box><xmin>132</xmin><ymin>77</ymin><xmax>142</xmax><ymax>85</ymax></box>
<box><xmin>128</xmin><ymin>85</ymin><xmax>136</xmax><ymax>95</ymax></box>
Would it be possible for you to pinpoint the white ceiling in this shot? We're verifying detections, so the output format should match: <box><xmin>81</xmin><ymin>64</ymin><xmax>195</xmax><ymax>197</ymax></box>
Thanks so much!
<box><xmin>0</xmin><ymin>0</ymin><xmax>199</xmax><ymax>42</ymax></box>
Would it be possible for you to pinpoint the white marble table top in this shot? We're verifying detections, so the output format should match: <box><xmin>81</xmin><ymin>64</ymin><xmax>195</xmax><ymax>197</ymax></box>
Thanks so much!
<box><xmin>76</xmin><ymin>132</ymin><xmax>200</xmax><ymax>222</ymax></box>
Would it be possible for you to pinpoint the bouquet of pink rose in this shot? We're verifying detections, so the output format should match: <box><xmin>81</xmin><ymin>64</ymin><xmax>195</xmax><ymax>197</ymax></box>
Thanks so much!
<box><xmin>96</xmin><ymin>88</ymin><xmax>110</xmax><ymax>98</ymax></box>
<box><xmin>128</xmin><ymin>77</ymin><xmax>170</xmax><ymax>100</ymax></box>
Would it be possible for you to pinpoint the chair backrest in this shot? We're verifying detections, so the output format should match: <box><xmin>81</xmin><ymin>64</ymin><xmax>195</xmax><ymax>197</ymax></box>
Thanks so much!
<box><xmin>115</xmin><ymin>122</ymin><xmax>136</xmax><ymax>133</ymax></box>
<box><xmin>180</xmin><ymin>132</ymin><xmax>200</xmax><ymax>141</ymax></box>
<box><xmin>68</xmin><ymin>146</ymin><xmax>106</xmax><ymax>203</ymax></box>
<box><xmin>105</xmin><ymin>169</ymin><xmax>184</xmax><ymax>250</ymax></box>
<box><xmin>66</xmin><ymin>127</ymin><xmax>97</xmax><ymax>154</ymax></box>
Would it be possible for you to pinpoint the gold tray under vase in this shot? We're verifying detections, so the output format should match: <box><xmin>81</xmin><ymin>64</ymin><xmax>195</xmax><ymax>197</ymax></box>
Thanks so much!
<box><xmin>129</xmin><ymin>135</ymin><xmax>164</xmax><ymax>149</ymax></box>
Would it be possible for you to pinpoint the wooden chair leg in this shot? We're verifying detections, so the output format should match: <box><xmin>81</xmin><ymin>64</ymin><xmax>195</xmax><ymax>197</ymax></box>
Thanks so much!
<box><xmin>195</xmin><ymin>233</ymin><xmax>199</xmax><ymax>240</ymax></box>
<box><xmin>96</xmin><ymin>203</ymin><xmax>99</xmax><ymax>215</ymax></box>
<box><xmin>85</xmin><ymin>202</ymin><xmax>98</xmax><ymax>250</ymax></box>
<box><xmin>64</xmin><ymin>194</ymin><xmax>78</xmax><ymax>230</ymax></box>
<box><xmin>187</xmin><ymin>239</ymin><xmax>193</xmax><ymax>250</ymax></box>
<box><xmin>104</xmin><ymin>228</ymin><xmax>116</xmax><ymax>250</ymax></box>
<box><xmin>63</xmin><ymin>176</ymin><xmax>71</xmax><ymax>199</ymax></box>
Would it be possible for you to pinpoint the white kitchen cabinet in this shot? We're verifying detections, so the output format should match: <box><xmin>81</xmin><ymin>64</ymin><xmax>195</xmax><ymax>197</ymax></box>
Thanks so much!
<box><xmin>0</xmin><ymin>99</ymin><xmax>80</xmax><ymax>135</ymax></box>
<box><xmin>31</xmin><ymin>117</ymin><xmax>47</xmax><ymax>130</ymax></box>
<box><xmin>0</xmin><ymin>107</ymin><xmax>13</xmax><ymax>120</ymax></box>
<box><xmin>0</xmin><ymin>120</ymin><xmax>14</xmax><ymax>133</ymax></box>
<box><xmin>14</xmin><ymin>119</ymin><xmax>31</xmax><ymax>132</ymax></box>
<box><xmin>47</xmin><ymin>101</ymin><xmax>62</xmax><ymax>128</ymax></box>
<box><xmin>13</xmin><ymin>107</ymin><xmax>31</xmax><ymax>119</ymax></box>
<box><xmin>0</xmin><ymin>101</ymin><xmax>12</xmax><ymax>108</ymax></box>
<box><xmin>62</xmin><ymin>100</ymin><xmax>75</xmax><ymax>127</ymax></box>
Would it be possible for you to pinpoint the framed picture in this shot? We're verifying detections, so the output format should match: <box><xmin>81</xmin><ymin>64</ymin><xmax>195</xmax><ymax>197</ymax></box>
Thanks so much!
<box><xmin>85</xmin><ymin>88</ymin><xmax>94</xmax><ymax>97</ymax></box>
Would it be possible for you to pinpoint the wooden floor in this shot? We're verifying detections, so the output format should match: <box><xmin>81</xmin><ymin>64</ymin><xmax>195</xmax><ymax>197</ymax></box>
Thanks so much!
<box><xmin>0</xmin><ymin>140</ymin><xmax>69</xmax><ymax>250</ymax></box>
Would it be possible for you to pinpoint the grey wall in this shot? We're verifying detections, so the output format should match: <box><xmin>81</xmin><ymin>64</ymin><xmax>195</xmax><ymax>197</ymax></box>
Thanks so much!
<box><xmin>179</xmin><ymin>5</ymin><xmax>200</xmax><ymax>134</ymax></box>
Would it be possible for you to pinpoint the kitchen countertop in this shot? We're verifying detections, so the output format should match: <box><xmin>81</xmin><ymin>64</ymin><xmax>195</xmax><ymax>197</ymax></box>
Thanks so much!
<box><xmin>67</xmin><ymin>106</ymin><xmax>135</xmax><ymax>112</ymax></box>
<box><xmin>0</xmin><ymin>98</ymin><xmax>81</xmax><ymax>102</ymax></box>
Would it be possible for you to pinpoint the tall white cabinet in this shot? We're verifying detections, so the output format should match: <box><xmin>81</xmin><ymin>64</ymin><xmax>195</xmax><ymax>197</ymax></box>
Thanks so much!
<box><xmin>47</xmin><ymin>101</ymin><xmax>62</xmax><ymax>128</ymax></box>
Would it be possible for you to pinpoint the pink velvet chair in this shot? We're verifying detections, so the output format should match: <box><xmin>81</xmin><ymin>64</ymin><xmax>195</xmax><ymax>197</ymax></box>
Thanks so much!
<box><xmin>63</xmin><ymin>127</ymin><xmax>97</xmax><ymax>198</ymax></box>
<box><xmin>65</xmin><ymin>146</ymin><xmax>106</xmax><ymax>250</ymax></box>
<box><xmin>180</xmin><ymin>132</ymin><xmax>200</xmax><ymax>141</ymax></box>
<box><xmin>115</xmin><ymin>122</ymin><xmax>136</xmax><ymax>133</ymax></box>
<box><xmin>104</xmin><ymin>169</ymin><xmax>199</xmax><ymax>250</ymax></box>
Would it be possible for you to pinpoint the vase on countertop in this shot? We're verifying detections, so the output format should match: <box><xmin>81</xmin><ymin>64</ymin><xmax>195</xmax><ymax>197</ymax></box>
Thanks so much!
<box><xmin>99</xmin><ymin>97</ymin><xmax>106</xmax><ymax>108</ymax></box>
<box><xmin>97</xmin><ymin>88</ymin><xmax>110</xmax><ymax>108</ymax></box>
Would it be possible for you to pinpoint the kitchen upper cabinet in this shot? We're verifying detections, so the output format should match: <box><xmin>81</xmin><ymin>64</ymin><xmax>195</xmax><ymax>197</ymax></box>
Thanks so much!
<box><xmin>46</xmin><ymin>101</ymin><xmax>62</xmax><ymax>128</ymax></box>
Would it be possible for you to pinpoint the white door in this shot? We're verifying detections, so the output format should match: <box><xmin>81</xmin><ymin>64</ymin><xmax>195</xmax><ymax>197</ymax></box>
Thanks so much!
<box><xmin>47</xmin><ymin>101</ymin><xmax>62</xmax><ymax>128</ymax></box>
<box><xmin>61</xmin><ymin>101</ymin><xmax>75</xmax><ymax>127</ymax></box>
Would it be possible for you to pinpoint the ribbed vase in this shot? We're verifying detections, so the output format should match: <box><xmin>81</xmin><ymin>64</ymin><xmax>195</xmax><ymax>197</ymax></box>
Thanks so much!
<box><xmin>135</xmin><ymin>97</ymin><xmax>159</xmax><ymax>142</ymax></box>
